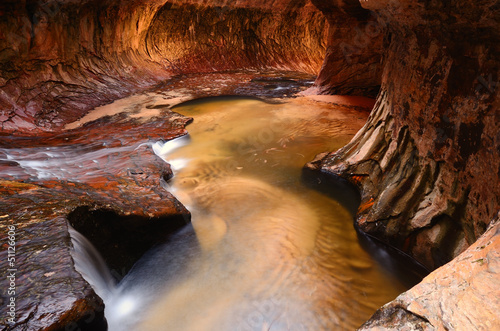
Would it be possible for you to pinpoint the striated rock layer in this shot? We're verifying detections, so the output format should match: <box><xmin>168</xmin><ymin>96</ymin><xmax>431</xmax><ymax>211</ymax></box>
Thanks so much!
<box><xmin>307</xmin><ymin>0</ymin><xmax>384</xmax><ymax>97</ymax></box>
<box><xmin>0</xmin><ymin>0</ymin><xmax>499</xmax><ymax>330</ymax></box>
<box><xmin>0</xmin><ymin>108</ymin><xmax>190</xmax><ymax>330</ymax></box>
<box><xmin>308</xmin><ymin>0</ymin><xmax>500</xmax><ymax>271</ymax></box>
<box><xmin>0</xmin><ymin>72</ymin><xmax>316</xmax><ymax>330</ymax></box>
<box><xmin>306</xmin><ymin>0</ymin><xmax>500</xmax><ymax>329</ymax></box>
<box><xmin>0</xmin><ymin>0</ymin><xmax>327</xmax><ymax>132</ymax></box>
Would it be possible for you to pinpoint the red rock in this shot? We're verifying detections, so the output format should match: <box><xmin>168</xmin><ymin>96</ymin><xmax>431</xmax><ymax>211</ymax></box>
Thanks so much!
<box><xmin>308</xmin><ymin>0</ymin><xmax>384</xmax><ymax>97</ymax></box>
<box><xmin>0</xmin><ymin>109</ymin><xmax>191</xmax><ymax>329</ymax></box>
<box><xmin>0</xmin><ymin>0</ymin><xmax>327</xmax><ymax>132</ymax></box>
<box><xmin>304</xmin><ymin>0</ymin><xmax>499</xmax><ymax>328</ymax></box>
<box><xmin>360</xmin><ymin>215</ymin><xmax>500</xmax><ymax>330</ymax></box>
<box><xmin>0</xmin><ymin>0</ymin><xmax>498</xmax><ymax>330</ymax></box>
<box><xmin>0</xmin><ymin>217</ymin><xmax>107</xmax><ymax>331</ymax></box>
<box><xmin>309</xmin><ymin>0</ymin><xmax>500</xmax><ymax>272</ymax></box>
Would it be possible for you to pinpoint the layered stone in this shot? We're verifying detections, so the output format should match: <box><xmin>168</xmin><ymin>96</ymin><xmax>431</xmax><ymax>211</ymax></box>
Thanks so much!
<box><xmin>308</xmin><ymin>0</ymin><xmax>500</xmax><ymax>272</ymax></box>
<box><xmin>0</xmin><ymin>0</ymin><xmax>327</xmax><ymax>132</ymax></box>
<box><xmin>0</xmin><ymin>0</ymin><xmax>499</xmax><ymax>329</ymax></box>
<box><xmin>359</xmin><ymin>214</ymin><xmax>500</xmax><ymax>330</ymax></box>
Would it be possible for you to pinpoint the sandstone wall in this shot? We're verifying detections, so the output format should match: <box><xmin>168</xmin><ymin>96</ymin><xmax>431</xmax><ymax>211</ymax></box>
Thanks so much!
<box><xmin>308</xmin><ymin>0</ymin><xmax>384</xmax><ymax>97</ymax></box>
<box><xmin>359</xmin><ymin>214</ymin><xmax>500</xmax><ymax>330</ymax></box>
<box><xmin>308</xmin><ymin>0</ymin><xmax>500</xmax><ymax>271</ymax></box>
<box><xmin>0</xmin><ymin>0</ymin><xmax>327</xmax><ymax>132</ymax></box>
<box><xmin>1</xmin><ymin>0</ymin><xmax>499</xmax><ymax>329</ymax></box>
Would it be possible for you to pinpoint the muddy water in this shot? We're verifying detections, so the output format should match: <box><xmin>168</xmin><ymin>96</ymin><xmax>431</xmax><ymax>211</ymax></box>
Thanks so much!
<box><xmin>105</xmin><ymin>97</ymin><xmax>410</xmax><ymax>331</ymax></box>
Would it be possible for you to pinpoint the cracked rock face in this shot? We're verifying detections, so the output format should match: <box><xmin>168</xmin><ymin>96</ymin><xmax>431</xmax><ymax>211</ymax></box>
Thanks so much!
<box><xmin>0</xmin><ymin>108</ymin><xmax>190</xmax><ymax>330</ymax></box>
<box><xmin>0</xmin><ymin>72</ymin><xmax>317</xmax><ymax>330</ymax></box>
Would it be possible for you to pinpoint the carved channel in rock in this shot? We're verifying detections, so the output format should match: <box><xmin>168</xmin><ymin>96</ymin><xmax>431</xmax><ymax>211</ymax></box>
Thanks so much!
<box><xmin>302</xmin><ymin>167</ymin><xmax>430</xmax><ymax>288</ymax></box>
<box><xmin>97</xmin><ymin>95</ymin><xmax>419</xmax><ymax>330</ymax></box>
<box><xmin>1</xmin><ymin>0</ymin><xmax>498</xmax><ymax>329</ymax></box>
<box><xmin>67</xmin><ymin>206</ymin><xmax>190</xmax><ymax>279</ymax></box>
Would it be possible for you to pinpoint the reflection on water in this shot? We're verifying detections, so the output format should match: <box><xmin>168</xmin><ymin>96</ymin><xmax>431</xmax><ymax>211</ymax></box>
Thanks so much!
<box><xmin>106</xmin><ymin>97</ymin><xmax>411</xmax><ymax>330</ymax></box>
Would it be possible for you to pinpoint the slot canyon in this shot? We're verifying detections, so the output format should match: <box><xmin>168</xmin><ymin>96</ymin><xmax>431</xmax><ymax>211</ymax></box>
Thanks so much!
<box><xmin>0</xmin><ymin>0</ymin><xmax>499</xmax><ymax>330</ymax></box>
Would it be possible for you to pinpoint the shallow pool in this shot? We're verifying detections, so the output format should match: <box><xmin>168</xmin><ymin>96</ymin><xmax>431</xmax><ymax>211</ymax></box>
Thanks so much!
<box><xmin>103</xmin><ymin>97</ymin><xmax>410</xmax><ymax>330</ymax></box>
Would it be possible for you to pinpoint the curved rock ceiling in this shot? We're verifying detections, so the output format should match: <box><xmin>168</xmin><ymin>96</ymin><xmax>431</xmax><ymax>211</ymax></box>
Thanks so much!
<box><xmin>0</xmin><ymin>0</ymin><xmax>329</xmax><ymax>131</ymax></box>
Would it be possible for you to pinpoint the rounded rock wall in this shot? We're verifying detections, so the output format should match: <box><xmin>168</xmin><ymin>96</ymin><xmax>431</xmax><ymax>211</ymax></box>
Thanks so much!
<box><xmin>308</xmin><ymin>0</ymin><xmax>384</xmax><ymax>97</ymax></box>
<box><xmin>1</xmin><ymin>0</ymin><xmax>499</xmax><ymax>329</ymax></box>
<box><xmin>308</xmin><ymin>0</ymin><xmax>500</xmax><ymax>271</ymax></box>
<box><xmin>0</xmin><ymin>0</ymin><xmax>327</xmax><ymax>132</ymax></box>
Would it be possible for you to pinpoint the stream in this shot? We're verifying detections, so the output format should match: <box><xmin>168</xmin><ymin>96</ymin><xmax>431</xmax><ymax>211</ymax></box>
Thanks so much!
<box><xmin>1</xmin><ymin>90</ymin><xmax>417</xmax><ymax>330</ymax></box>
<box><xmin>102</xmin><ymin>97</ymin><xmax>410</xmax><ymax>330</ymax></box>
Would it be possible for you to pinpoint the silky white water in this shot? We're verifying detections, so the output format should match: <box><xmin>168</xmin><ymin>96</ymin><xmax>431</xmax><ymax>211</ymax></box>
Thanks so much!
<box><xmin>0</xmin><ymin>142</ymin><xmax>152</xmax><ymax>182</ymax></box>
<box><xmin>98</xmin><ymin>97</ymin><xmax>411</xmax><ymax>330</ymax></box>
<box><xmin>69</xmin><ymin>225</ymin><xmax>116</xmax><ymax>302</ymax></box>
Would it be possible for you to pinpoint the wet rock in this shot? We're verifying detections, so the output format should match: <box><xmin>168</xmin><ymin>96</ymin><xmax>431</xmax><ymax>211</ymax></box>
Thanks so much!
<box><xmin>359</xmin><ymin>215</ymin><xmax>500</xmax><ymax>330</ymax></box>
<box><xmin>305</xmin><ymin>1</ymin><xmax>500</xmax><ymax>328</ymax></box>
<box><xmin>309</xmin><ymin>0</ymin><xmax>500</xmax><ymax>272</ymax></box>
<box><xmin>67</xmin><ymin>206</ymin><xmax>190</xmax><ymax>276</ymax></box>
<box><xmin>0</xmin><ymin>0</ymin><xmax>327</xmax><ymax>133</ymax></box>
<box><xmin>0</xmin><ymin>217</ymin><xmax>107</xmax><ymax>331</ymax></box>
<box><xmin>0</xmin><ymin>110</ymin><xmax>190</xmax><ymax>330</ymax></box>
<box><xmin>0</xmin><ymin>0</ymin><xmax>498</xmax><ymax>329</ymax></box>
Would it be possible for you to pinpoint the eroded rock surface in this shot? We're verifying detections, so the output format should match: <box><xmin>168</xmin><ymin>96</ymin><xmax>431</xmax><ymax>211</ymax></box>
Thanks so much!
<box><xmin>0</xmin><ymin>0</ymin><xmax>327</xmax><ymax>132</ymax></box>
<box><xmin>305</xmin><ymin>0</ymin><xmax>500</xmax><ymax>328</ymax></box>
<box><xmin>0</xmin><ymin>71</ymin><xmax>322</xmax><ymax>330</ymax></box>
<box><xmin>307</xmin><ymin>0</ymin><xmax>384</xmax><ymax>97</ymax></box>
<box><xmin>360</xmin><ymin>214</ymin><xmax>500</xmax><ymax>330</ymax></box>
<box><xmin>1</xmin><ymin>216</ymin><xmax>107</xmax><ymax>331</ymax></box>
<box><xmin>0</xmin><ymin>0</ymin><xmax>499</xmax><ymax>330</ymax></box>
<box><xmin>0</xmin><ymin>108</ymin><xmax>190</xmax><ymax>330</ymax></box>
<box><xmin>308</xmin><ymin>0</ymin><xmax>500</xmax><ymax>271</ymax></box>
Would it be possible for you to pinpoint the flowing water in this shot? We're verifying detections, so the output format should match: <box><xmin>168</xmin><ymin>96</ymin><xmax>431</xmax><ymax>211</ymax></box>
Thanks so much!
<box><xmin>68</xmin><ymin>225</ymin><xmax>117</xmax><ymax>302</ymax></box>
<box><xmin>99</xmin><ymin>97</ymin><xmax>411</xmax><ymax>330</ymax></box>
<box><xmin>0</xmin><ymin>142</ymin><xmax>151</xmax><ymax>182</ymax></box>
<box><xmin>2</xmin><ymin>92</ymin><xmax>417</xmax><ymax>330</ymax></box>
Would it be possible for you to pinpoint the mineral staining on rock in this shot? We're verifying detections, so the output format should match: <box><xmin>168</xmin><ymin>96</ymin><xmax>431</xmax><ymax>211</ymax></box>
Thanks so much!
<box><xmin>0</xmin><ymin>105</ymin><xmax>190</xmax><ymax>330</ymax></box>
<box><xmin>309</xmin><ymin>0</ymin><xmax>500</xmax><ymax>270</ymax></box>
<box><xmin>306</xmin><ymin>0</ymin><xmax>500</xmax><ymax>328</ymax></box>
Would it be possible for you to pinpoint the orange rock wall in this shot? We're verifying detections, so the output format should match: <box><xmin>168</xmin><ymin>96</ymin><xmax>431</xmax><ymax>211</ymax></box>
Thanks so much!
<box><xmin>0</xmin><ymin>0</ymin><xmax>327</xmax><ymax>132</ymax></box>
<box><xmin>308</xmin><ymin>0</ymin><xmax>384</xmax><ymax>96</ymax></box>
<box><xmin>310</xmin><ymin>0</ymin><xmax>499</xmax><ymax>270</ymax></box>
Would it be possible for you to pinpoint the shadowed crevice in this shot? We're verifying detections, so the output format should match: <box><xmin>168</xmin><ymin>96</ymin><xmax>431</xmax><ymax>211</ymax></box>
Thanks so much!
<box><xmin>67</xmin><ymin>206</ymin><xmax>190</xmax><ymax>280</ymax></box>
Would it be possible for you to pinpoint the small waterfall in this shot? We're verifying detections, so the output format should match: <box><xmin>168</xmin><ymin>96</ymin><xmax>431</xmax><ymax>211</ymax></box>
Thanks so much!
<box><xmin>68</xmin><ymin>225</ymin><xmax>116</xmax><ymax>302</ymax></box>
<box><xmin>152</xmin><ymin>134</ymin><xmax>191</xmax><ymax>159</ymax></box>
<box><xmin>62</xmin><ymin>97</ymin><xmax>416</xmax><ymax>330</ymax></box>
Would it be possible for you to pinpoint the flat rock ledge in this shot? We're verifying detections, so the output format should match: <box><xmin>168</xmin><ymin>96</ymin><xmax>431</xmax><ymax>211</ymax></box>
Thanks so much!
<box><xmin>0</xmin><ymin>109</ymin><xmax>190</xmax><ymax>330</ymax></box>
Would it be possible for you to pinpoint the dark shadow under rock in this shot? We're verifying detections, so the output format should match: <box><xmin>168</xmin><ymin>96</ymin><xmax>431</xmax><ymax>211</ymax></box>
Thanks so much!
<box><xmin>67</xmin><ymin>206</ymin><xmax>190</xmax><ymax>280</ymax></box>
